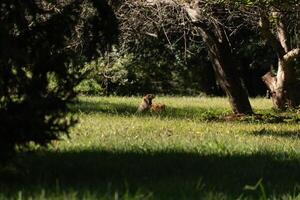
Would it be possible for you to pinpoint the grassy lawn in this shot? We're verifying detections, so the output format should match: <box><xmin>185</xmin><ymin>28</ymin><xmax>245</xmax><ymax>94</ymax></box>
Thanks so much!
<box><xmin>1</xmin><ymin>96</ymin><xmax>300</xmax><ymax>199</ymax></box>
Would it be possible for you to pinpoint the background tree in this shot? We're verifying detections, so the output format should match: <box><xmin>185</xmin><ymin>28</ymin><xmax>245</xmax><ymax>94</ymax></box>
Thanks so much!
<box><xmin>184</xmin><ymin>0</ymin><xmax>254</xmax><ymax>114</ymax></box>
<box><xmin>0</xmin><ymin>0</ymin><xmax>118</xmax><ymax>161</ymax></box>
<box><xmin>183</xmin><ymin>0</ymin><xmax>300</xmax><ymax>111</ymax></box>
<box><xmin>113</xmin><ymin>0</ymin><xmax>220</xmax><ymax>96</ymax></box>
<box><xmin>116</xmin><ymin>0</ymin><xmax>254</xmax><ymax>114</ymax></box>
<box><xmin>71</xmin><ymin>0</ymin><xmax>274</xmax><ymax>100</ymax></box>
<box><xmin>255</xmin><ymin>2</ymin><xmax>300</xmax><ymax>110</ymax></box>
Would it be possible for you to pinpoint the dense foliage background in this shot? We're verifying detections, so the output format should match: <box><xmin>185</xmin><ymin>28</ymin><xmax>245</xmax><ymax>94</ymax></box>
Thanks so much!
<box><xmin>76</xmin><ymin>0</ymin><xmax>299</xmax><ymax>97</ymax></box>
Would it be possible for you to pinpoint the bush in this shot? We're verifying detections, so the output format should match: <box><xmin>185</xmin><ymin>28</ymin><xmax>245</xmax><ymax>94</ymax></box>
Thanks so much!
<box><xmin>0</xmin><ymin>0</ymin><xmax>118</xmax><ymax>161</ymax></box>
<box><xmin>75</xmin><ymin>79</ymin><xmax>104</xmax><ymax>95</ymax></box>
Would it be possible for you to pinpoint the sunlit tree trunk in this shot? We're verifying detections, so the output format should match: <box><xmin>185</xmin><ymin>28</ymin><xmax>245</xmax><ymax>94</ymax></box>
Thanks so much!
<box><xmin>260</xmin><ymin>12</ymin><xmax>300</xmax><ymax>110</ymax></box>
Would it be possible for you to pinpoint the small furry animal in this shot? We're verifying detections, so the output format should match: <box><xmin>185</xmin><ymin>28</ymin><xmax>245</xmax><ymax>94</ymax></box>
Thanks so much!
<box><xmin>150</xmin><ymin>103</ymin><xmax>166</xmax><ymax>113</ymax></box>
<box><xmin>136</xmin><ymin>94</ymin><xmax>156</xmax><ymax>113</ymax></box>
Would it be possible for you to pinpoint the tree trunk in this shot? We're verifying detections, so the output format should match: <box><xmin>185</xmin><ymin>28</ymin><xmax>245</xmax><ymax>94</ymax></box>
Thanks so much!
<box><xmin>185</xmin><ymin>1</ymin><xmax>253</xmax><ymax>115</ymax></box>
<box><xmin>262</xmin><ymin>58</ymin><xmax>298</xmax><ymax>110</ymax></box>
<box><xmin>259</xmin><ymin>12</ymin><xmax>300</xmax><ymax>110</ymax></box>
<box><xmin>202</xmin><ymin>31</ymin><xmax>253</xmax><ymax>114</ymax></box>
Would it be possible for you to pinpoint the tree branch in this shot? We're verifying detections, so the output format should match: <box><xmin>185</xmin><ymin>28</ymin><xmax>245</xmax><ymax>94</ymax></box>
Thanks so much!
<box><xmin>259</xmin><ymin>13</ymin><xmax>285</xmax><ymax>58</ymax></box>
<box><xmin>184</xmin><ymin>7</ymin><xmax>200</xmax><ymax>22</ymax></box>
<box><xmin>273</xmin><ymin>11</ymin><xmax>289</xmax><ymax>52</ymax></box>
<box><xmin>283</xmin><ymin>48</ymin><xmax>300</xmax><ymax>63</ymax></box>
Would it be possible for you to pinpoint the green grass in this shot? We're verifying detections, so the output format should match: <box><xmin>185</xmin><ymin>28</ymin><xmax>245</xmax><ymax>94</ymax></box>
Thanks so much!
<box><xmin>2</xmin><ymin>96</ymin><xmax>300</xmax><ymax>199</ymax></box>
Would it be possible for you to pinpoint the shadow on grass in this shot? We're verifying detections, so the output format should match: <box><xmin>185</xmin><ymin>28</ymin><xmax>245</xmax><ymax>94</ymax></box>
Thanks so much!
<box><xmin>70</xmin><ymin>100</ymin><xmax>300</xmax><ymax>124</ymax></box>
<box><xmin>71</xmin><ymin>100</ymin><xmax>139</xmax><ymax>115</ymax></box>
<box><xmin>1</xmin><ymin>150</ymin><xmax>300</xmax><ymax>199</ymax></box>
<box><xmin>250</xmin><ymin>129</ymin><xmax>300</xmax><ymax>139</ymax></box>
<box><xmin>71</xmin><ymin>100</ymin><xmax>228</xmax><ymax>121</ymax></box>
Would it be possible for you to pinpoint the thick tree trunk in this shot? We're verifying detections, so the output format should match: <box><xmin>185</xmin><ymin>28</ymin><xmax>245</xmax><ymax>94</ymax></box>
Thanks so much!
<box><xmin>205</xmin><ymin>34</ymin><xmax>253</xmax><ymax>114</ymax></box>
<box><xmin>185</xmin><ymin>1</ymin><xmax>253</xmax><ymax>114</ymax></box>
<box><xmin>261</xmin><ymin>49</ymin><xmax>300</xmax><ymax>110</ymax></box>
<box><xmin>260</xmin><ymin>12</ymin><xmax>300</xmax><ymax>110</ymax></box>
<box><xmin>262</xmin><ymin>58</ymin><xmax>298</xmax><ymax>110</ymax></box>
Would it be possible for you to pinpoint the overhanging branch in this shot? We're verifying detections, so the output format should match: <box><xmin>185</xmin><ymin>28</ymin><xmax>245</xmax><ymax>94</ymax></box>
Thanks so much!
<box><xmin>283</xmin><ymin>48</ymin><xmax>300</xmax><ymax>63</ymax></box>
<box><xmin>259</xmin><ymin>13</ymin><xmax>285</xmax><ymax>58</ymax></box>
<box><xmin>184</xmin><ymin>4</ymin><xmax>200</xmax><ymax>22</ymax></box>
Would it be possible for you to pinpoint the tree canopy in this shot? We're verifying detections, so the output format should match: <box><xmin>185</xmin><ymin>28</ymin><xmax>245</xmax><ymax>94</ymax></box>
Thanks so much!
<box><xmin>113</xmin><ymin>0</ymin><xmax>299</xmax><ymax>112</ymax></box>
<box><xmin>0</xmin><ymin>0</ymin><xmax>118</xmax><ymax>161</ymax></box>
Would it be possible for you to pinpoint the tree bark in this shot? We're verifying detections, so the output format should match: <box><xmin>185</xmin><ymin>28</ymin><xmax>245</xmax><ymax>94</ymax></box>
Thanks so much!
<box><xmin>185</xmin><ymin>2</ymin><xmax>253</xmax><ymax>114</ymax></box>
<box><xmin>260</xmin><ymin>12</ymin><xmax>300</xmax><ymax>110</ymax></box>
<box><xmin>262</xmin><ymin>56</ymin><xmax>299</xmax><ymax>110</ymax></box>
<box><xmin>198</xmin><ymin>28</ymin><xmax>253</xmax><ymax>114</ymax></box>
<box><xmin>262</xmin><ymin>70</ymin><xmax>286</xmax><ymax>109</ymax></box>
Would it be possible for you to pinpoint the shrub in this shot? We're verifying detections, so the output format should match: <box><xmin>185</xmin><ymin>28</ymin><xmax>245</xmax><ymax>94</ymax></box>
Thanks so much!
<box><xmin>0</xmin><ymin>0</ymin><xmax>118</xmax><ymax>161</ymax></box>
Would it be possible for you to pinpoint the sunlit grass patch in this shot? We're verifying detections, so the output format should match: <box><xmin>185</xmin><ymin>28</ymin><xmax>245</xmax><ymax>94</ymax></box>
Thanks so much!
<box><xmin>2</xmin><ymin>96</ymin><xmax>300</xmax><ymax>200</ymax></box>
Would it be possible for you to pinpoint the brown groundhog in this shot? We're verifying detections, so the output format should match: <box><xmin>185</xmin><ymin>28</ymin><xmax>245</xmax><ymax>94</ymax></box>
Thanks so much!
<box><xmin>136</xmin><ymin>94</ymin><xmax>156</xmax><ymax>113</ymax></box>
<box><xmin>150</xmin><ymin>103</ymin><xmax>166</xmax><ymax>113</ymax></box>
